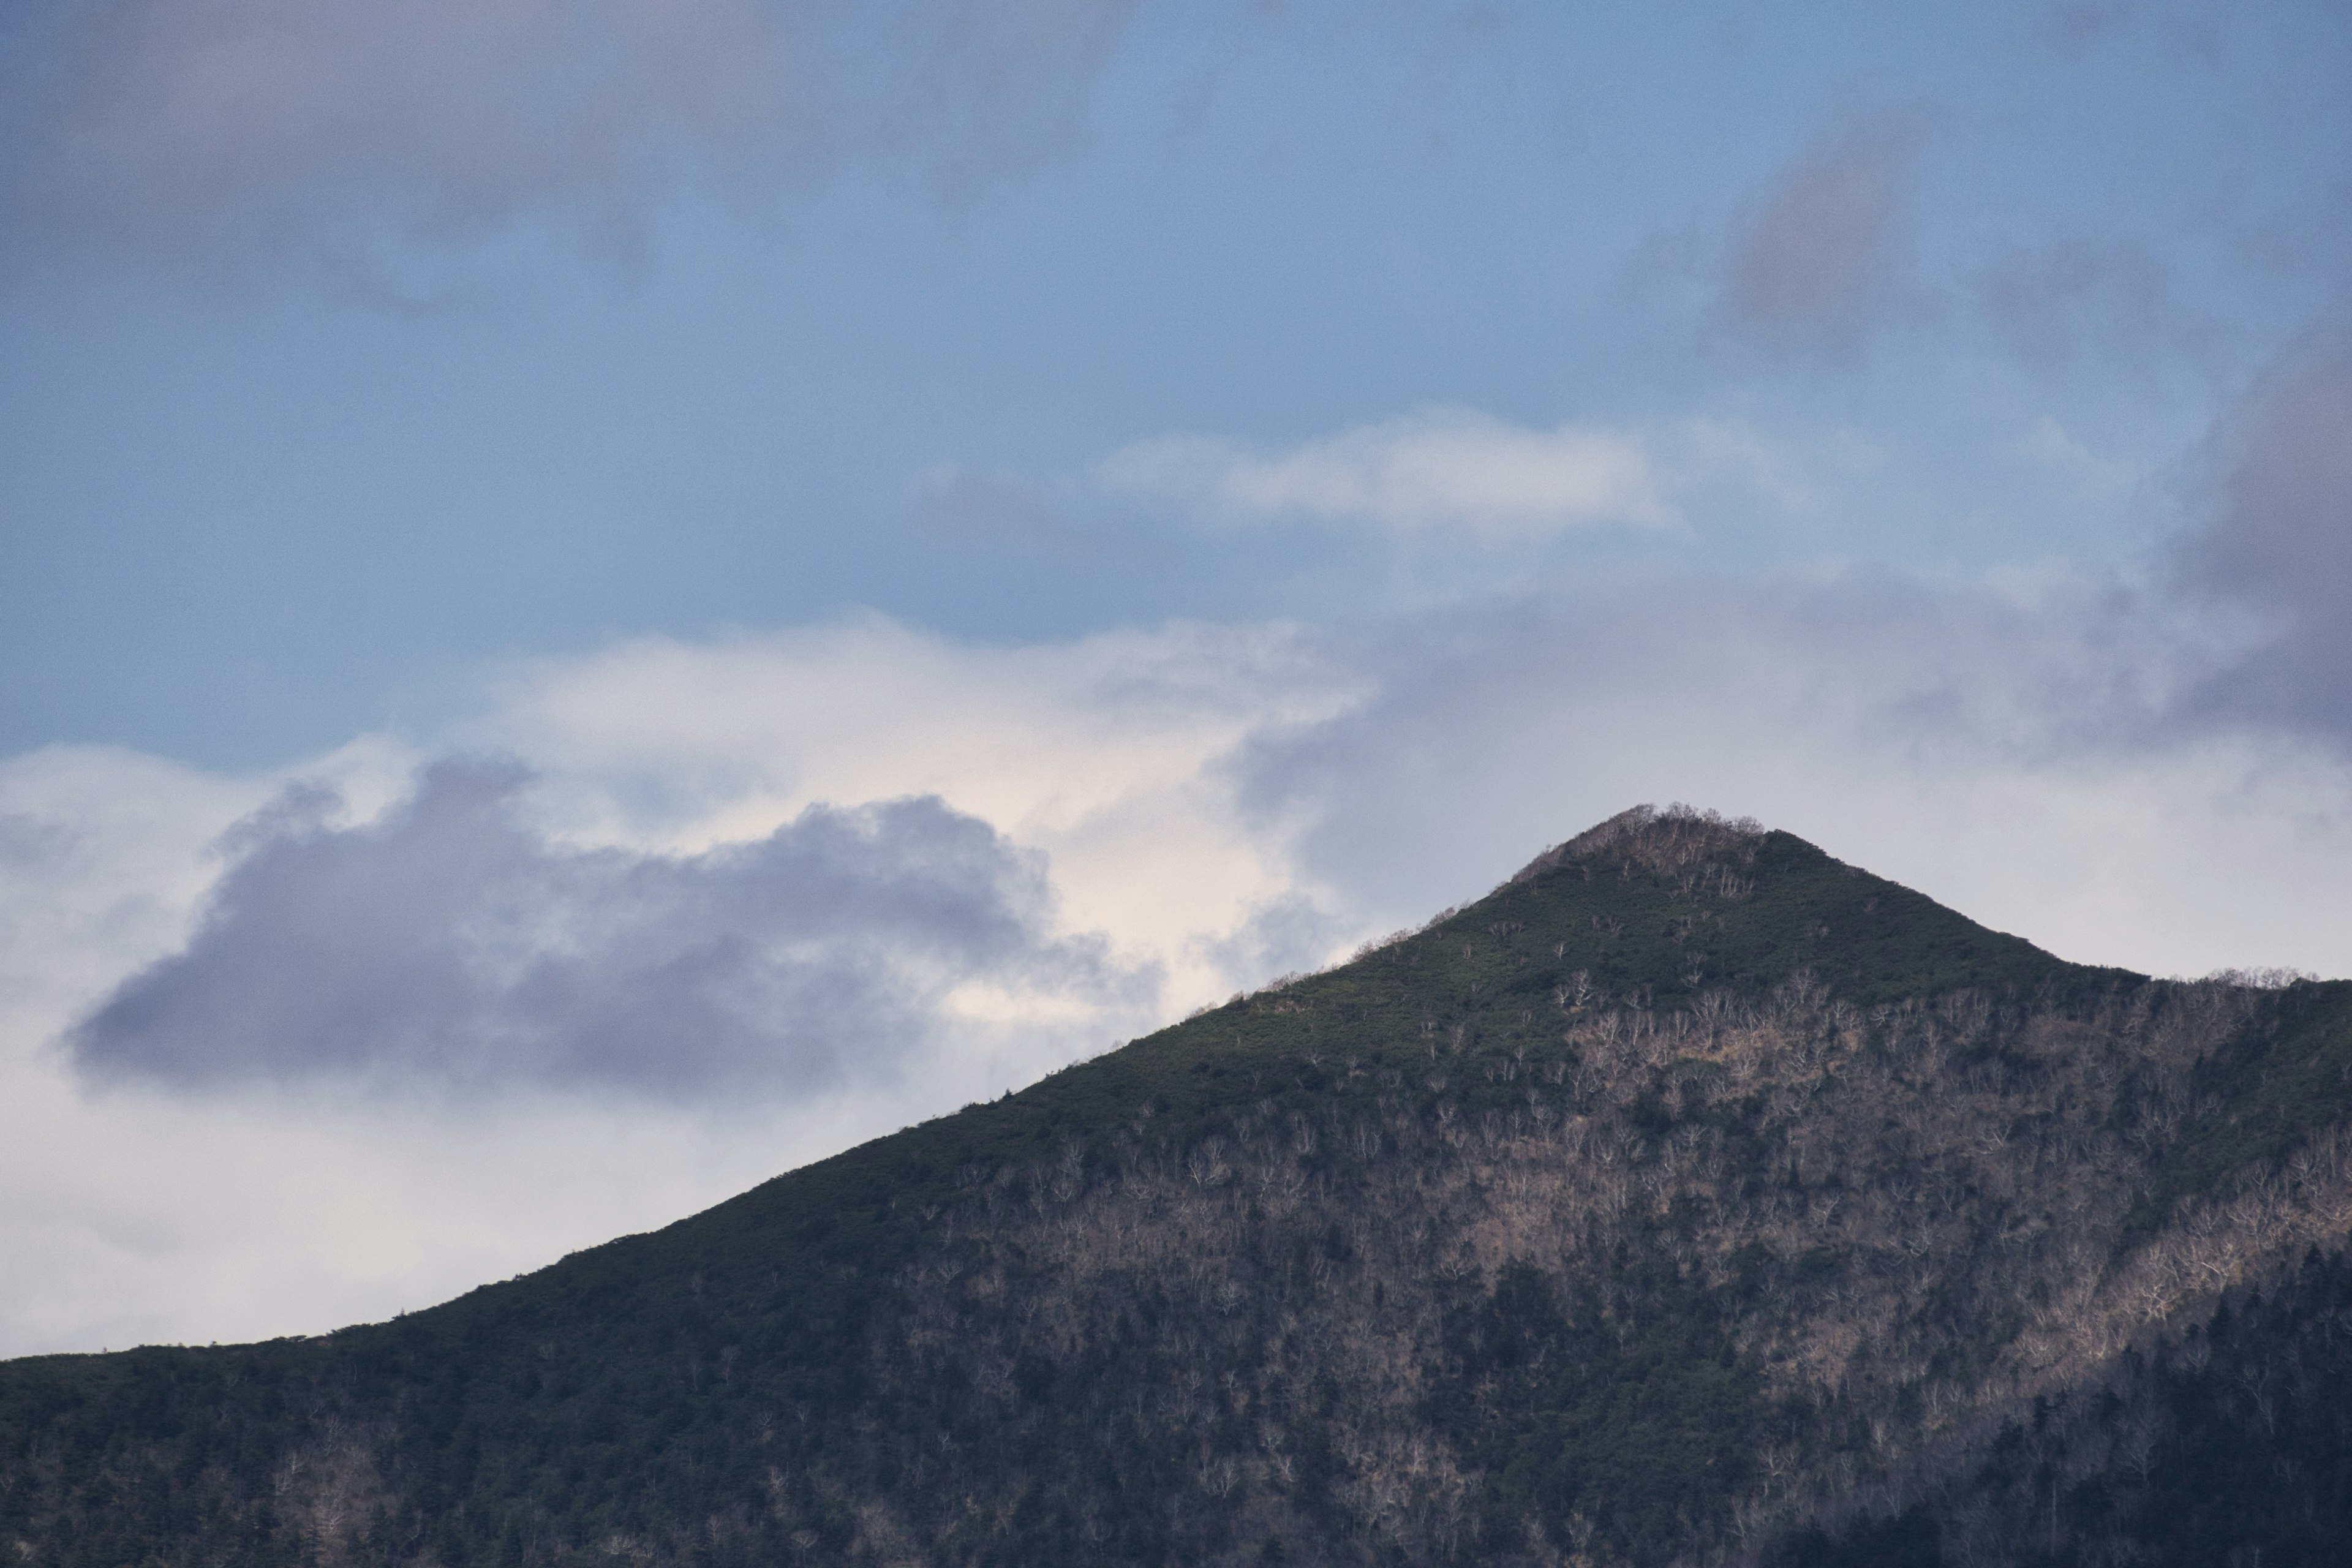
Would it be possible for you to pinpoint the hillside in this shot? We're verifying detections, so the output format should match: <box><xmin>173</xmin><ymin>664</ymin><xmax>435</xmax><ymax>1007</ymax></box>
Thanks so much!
<box><xmin>6</xmin><ymin>805</ymin><xmax>2351</xmax><ymax>1567</ymax></box>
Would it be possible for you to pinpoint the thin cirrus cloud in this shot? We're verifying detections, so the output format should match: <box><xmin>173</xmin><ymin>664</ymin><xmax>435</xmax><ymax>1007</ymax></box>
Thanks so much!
<box><xmin>1721</xmin><ymin>111</ymin><xmax>1930</xmax><ymax>361</ymax></box>
<box><xmin>67</xmin><ymin>758</ymin><xmax>1155</xmax><ymax>1101</ymax></box>
<box><xmin>0</xmin><ymin>0</ymin><xmax>1135</xmax><ymax>276</ymax></box>
<box><xmin>1096</xmin><ymin>408</ymin><xmax>1673</xmax><ymax>538</ymax></box>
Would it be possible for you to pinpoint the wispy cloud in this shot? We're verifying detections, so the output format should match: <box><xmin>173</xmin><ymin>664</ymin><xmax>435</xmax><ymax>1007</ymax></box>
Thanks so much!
<box><xmin>916</xmin><ymin>466</ymin><xmax>1091</xmax><ymax>554</ymax></box>
<box><xmin>2015</xmin><ymin>415</ymin><xmax>2141</xmax><ymax>498</ymax></box>
<box><xmin>2176</xmin><ymin>320</ymin><xmax>2352</xmax><ymax>741</ymax></box>
<box><xmin>1721</xmin><ymin>110</ymin><xmax>1929</xmax><ymax>361</ymax></box>
<box><xmin>1096</xmin><ymin>408</ymin><xmax>1670</xmax><ymax>537</ymax></box>
<box><xmin>1095</xmin><ymin>407</ymin><xmax>1861</xmax><ymax>546</ymax></box>
<box><xmin>1977</xmin><ymin>235</ymin><xmax>2214</xmax><ymax>373</ymax></box>
<box><xmin>0</xmin><ymin>0</ymin><xmax>1134</xmax><ymax>279</ymax></box>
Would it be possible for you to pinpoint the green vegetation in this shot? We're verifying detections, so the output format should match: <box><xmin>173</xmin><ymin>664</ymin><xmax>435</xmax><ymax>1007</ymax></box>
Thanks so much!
<box><xmin>3</xmin><ymin>805</ymin><xmax>2346</xmax><ymax>1567</ymax></box>
<box><xmin>1783</xmin><ymin>1248</ymin><xmax>2352</xmax><ymax>1567</ymax></box>
<box><xmin>1429</xmin><ymin>1255</ymin><xmax>1777</xmax><ymax>1554</ymax></box>
<box><xmin>2126</xmin><ymin>978</ymin><xmax>2352</xmax><ymax>1235</ymax></box>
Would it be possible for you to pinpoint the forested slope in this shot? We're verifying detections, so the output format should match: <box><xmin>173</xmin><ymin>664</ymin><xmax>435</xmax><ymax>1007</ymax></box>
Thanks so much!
<box><xmin>6</xmin><ymin>806</ymin><xmax>2350</xmax><ymax>1567</ymax></box>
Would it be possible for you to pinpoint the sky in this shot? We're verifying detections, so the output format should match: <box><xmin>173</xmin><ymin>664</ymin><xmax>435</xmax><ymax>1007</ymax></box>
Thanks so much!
<box><xmin>1</xmin><ymin>0</ymin><xmax>2348</xmax><ymax>1358</ymax></box>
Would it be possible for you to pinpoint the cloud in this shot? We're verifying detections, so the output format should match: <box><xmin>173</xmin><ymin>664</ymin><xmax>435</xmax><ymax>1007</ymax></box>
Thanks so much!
<box><xmin>1096</xmin><ymin>408</ymin><xmax>1671</xmax><ymax>537</ymax></box>
<box><xmin>0</xmin><ymin>746</ymin><xmax>290</xmax><ymax>1046</ymax></box>
<box><xmin>1093</xmin><ymin>408</ymin><xmax>1860</xmax><ymax>548</ymax></box>
<box><xmin>2035</xmin><ymin>1</ymin><xmax>2133</xmax><ymax>56</ymax></box>
<box><xmin>2177</xmin><ymin>322</ymin><xmax>2352</xmax><ymax>741</ymax></box>
<box><xmin>463</xmin><ymin>616</ymin><xmax>1362</xmax><ymax>996</ymax></box>
<box><xmin>0</xmin><ymin>621</ymin><xmax>1352</xmax><ymax>1354</ymax></box>
<box><xmin>0</xmin><ymin>0</ymin><xmax>1134</xmax><ymax>279</ymax></box>
<box><xmin>2015</xmin><ymin>415</ymin><xmax>2140</xmax><ymax>497</ymax></box>
<box><xmin>1721</xmin><ymin>111</ymin><xmax>1929</xmax><ymax>361</ymax></box>
<box><xmin>1977</xmin><ymin>236</ymin><xmax>2211</xmax><ymax>372</ymax></box>
<box><xmin>916</xmin><ymin>466</ymin><xmax>1091</xmax><ymax>553</ymax></box>
<box><xmin>70</xmin><ymin>758</ymin><xmax>1152</xmax><ymax>1099</ymax></box>
<box><xmin>1223</xmin><ymin>573</ymin><xmax>2351</xmax><ymax>984</ymax></box>
<box><xmin>9</xmin><ymin>575</ymin><xmax>2352</xmax><ymax>1355</ymax></box>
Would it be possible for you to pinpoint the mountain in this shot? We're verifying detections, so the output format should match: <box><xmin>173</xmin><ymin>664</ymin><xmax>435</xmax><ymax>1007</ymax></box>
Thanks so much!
<box><xmin>6</xmin><ymin>805</ymin><xmax>2351</xmax><ymax>1567</ymax></box>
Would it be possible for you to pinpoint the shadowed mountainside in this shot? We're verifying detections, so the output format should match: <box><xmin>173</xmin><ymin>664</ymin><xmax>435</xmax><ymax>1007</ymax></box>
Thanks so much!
<box><xmin>5</xmin><ymin>805</ymin><xmax>2351</xmax><ymax>1567</ymax></box>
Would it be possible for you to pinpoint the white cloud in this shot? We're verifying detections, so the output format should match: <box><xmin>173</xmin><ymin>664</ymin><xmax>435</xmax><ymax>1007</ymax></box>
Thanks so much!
<box><xmin>1096</xmin><ymin>408</ymin><xmax>1673</xmax><ymax>537</ymax></box>
<box><xmin>464</xmin><ymin>615</ymin><xmax>1366</xmax><ymax>1001</ymax></box>
<box><xmin>0</xmin><ymin>619</ymin><xmax>1357</xmax><ymax>1357</ymax></box>
<box><xmin>1091</xmin><ymin>407</ymin><xmax>1864</xmax><ymax>546</ymax></box>
<box><xmin>6</xmin><ymin>587</ymin><xmax>2352</xmax><ymax>1358</ymax></box>
<box><xmin>1231</xmin><ymin>582</ymin><xmax>2352</xmax><ymax>982</ymax></box>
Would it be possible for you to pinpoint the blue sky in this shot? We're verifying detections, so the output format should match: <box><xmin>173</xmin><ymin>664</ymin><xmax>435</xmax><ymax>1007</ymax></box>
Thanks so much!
<box><xmin>6</xmin><ymin>1</ymin><xmax>2343</xmax><ymax>760</ymax></box>
<box><xmin>1</xmin><ymin>1</ymin><xmax>2348</xmax><ymax>1355</ymax></box>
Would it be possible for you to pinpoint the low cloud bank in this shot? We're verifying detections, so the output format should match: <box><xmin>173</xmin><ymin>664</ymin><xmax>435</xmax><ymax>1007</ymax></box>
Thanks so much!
<box><xmin>70</xmin><ymin>760</ymin><xmax>1150</xmax><ymax>1099</ymax></box>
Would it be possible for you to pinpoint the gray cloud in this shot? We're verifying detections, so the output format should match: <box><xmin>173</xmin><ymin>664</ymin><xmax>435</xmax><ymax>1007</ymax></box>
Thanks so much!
<box><xmin>69</xmin><ymin>760</ymin><xmax>1148</xmax><ymax>1099</ymax></box>
<box><xmin>2035</xmin><ymin>1</ymin><xmax>2133</xmax><ymax>56</ymax></box>
<box><xmin>916</xmin><ymin>466</ymin><xmax>1092</xmax><ymax>554</ymax></box>
<box><xmin>2177</xmin><ymin>323</ymin><xmax>2352</xmax><ymax>742</ymax></box>
<box><xmin>1197</xmin><ymin>555</ymin><xmax>2345</xmax><ymax>981</ymax></box>
<box><xmin>1202</xmin><ymin>562</ymin><xmax>2352</xmax><ymax>986</ymax></box>
<box><xmin>1978</xmin><ymin>236</ymin><xmax>2212</xmax><ymax>372</ymax></box>
<box><xmin>1721</xmin><ymin>111</ymin><xmax>1929</xmax><ymax>361</ymax></box>
<box><xmin>0</xmin><ymin>0</ymin><xmax>1133</xmax><ymax>279</ymax></box>
<box><xmin>1198</xmin><ymin>316</ymin><xmax>2352</xmax><ymax>953</ymax></box>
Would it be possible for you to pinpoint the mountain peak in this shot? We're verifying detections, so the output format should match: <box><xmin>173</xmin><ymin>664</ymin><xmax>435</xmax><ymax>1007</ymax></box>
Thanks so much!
<box><xmin>1509</xmin><ymin>800</ymin><xmax>1765</xmax><ymax>887</ymax></box>
<box><xmin>7</xmin><ymin>811</ymin><xmax>2350</xmax><ymax>1568</ymax></box>
<box><xmin>1417</xmin><ymin>804</ymin><xmax>2108</xmax><ymax>1022</ymax></box>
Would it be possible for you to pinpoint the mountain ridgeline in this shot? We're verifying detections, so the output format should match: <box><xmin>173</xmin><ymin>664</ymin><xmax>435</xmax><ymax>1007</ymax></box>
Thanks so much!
<box><xmin>7</xmin><ymin>806</ymin><xmax>2352</xmax><ymax>1567</ymax></box>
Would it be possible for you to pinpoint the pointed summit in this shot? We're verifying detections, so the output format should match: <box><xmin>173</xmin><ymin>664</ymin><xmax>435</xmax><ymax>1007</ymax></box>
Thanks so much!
<box><xmin>6</xmin><ymin>809</ymin><xmax>2348</xmax><ymax>1567</ymax></box>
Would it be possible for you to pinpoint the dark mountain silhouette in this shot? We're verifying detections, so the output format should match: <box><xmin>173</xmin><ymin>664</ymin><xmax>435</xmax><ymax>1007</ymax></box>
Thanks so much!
<box><xmin>6</xmin><ymin>805</ymin><xmax>2350</xmax><ymax>1567</ymax></box>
